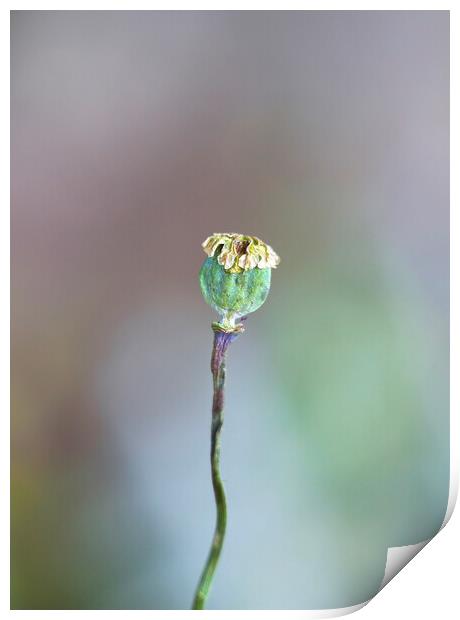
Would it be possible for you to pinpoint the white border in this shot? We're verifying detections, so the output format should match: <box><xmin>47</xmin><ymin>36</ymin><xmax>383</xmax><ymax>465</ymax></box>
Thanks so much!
<box><xmin>5</xmin><ymin>4</ymin><xmax>457</xmax><ymax>618</ymax></box>
<box><xmin>1</xmin><ymin>2</ymin><xmax>455</xmax><ymax>11</ymax></box>
<box><xmin>2</xmin><ymin>3</ymin><xmax>11</xmax><ymax>618</ymax></box>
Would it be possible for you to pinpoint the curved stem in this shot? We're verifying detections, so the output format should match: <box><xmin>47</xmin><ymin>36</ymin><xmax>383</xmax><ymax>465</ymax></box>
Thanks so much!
<box><xmin>192</xmin><ymin>325</ymin><xmax>242</xmax><ymax>609</ymax></box>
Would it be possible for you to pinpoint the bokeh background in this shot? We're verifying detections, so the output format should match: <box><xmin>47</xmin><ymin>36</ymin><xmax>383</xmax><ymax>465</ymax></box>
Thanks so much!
<box><xmin>11</xmin><ymin>11</ymin><xmax>449</xmax><ymax>610</ymax></box>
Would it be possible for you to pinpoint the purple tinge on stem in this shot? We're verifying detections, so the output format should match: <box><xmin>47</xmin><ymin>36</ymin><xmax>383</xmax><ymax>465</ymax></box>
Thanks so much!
<box><xmin>211</xmin><ymin>330</ymin><xmax>239</xmax><ymax>375</ymax></box>
<box><xmin>211</xmin><ymin>317</ymin><xmax>246</xmax><ymax>375</ymax></box>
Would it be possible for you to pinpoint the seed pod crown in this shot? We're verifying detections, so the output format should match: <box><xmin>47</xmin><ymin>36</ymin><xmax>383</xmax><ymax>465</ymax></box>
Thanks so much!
<box><xmin>202</xmin><ymin>233</ymin><xmax>280</xmax><ymax>274</ymax></box>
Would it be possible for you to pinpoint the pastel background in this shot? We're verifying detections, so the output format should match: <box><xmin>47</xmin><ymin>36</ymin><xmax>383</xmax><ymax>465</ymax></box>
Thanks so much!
<box><xmin>11</xmin><ymin>11</ymin><xmax>449</xmax><ymax>610</ymax></box>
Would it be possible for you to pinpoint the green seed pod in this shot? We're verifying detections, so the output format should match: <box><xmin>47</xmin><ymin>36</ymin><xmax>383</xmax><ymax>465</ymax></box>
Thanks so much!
<box><xmin>199</xmin><ymin>233</ymin><xmax>280</xmax><ymax>330</ymax></box>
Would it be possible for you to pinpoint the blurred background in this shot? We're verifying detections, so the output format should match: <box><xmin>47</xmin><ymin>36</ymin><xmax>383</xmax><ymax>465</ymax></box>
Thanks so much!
<box><xmin>11</xmin><ymin>11</ymin><xmax>449</xmax><ymax>610</ymax></box>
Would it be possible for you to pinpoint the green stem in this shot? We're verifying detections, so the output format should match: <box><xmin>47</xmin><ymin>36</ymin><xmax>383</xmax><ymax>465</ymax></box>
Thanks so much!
<box><xmin>192</xmin><ymin>325</ymin><xmax>241</xmax><ymax>609</ymax></box>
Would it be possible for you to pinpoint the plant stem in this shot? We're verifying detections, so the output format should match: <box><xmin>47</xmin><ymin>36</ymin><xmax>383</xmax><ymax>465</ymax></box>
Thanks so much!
<box><xmin>192</xmin><ymin>323</ymin><xmax>243</xmax><ymax>609</ymax></box>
